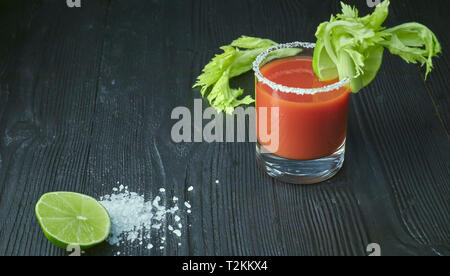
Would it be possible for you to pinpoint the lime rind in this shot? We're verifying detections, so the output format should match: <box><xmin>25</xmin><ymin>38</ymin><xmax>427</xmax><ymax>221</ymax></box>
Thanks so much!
<box><xmin>35</xmin><ymin>192</ymin><xmax>111</xmax><ymax>249</ymax></box>
<box><xmin>312</xmin><ymin>39</ymin><xmax>339</xmax><ymax>81</ymax></box>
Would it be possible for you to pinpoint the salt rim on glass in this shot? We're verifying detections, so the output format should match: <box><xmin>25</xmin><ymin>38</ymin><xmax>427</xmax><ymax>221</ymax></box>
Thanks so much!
<box><xmin>252</xmin><ymin>41</ymin><xmax>350</xmax><ymax>95</ymax></box>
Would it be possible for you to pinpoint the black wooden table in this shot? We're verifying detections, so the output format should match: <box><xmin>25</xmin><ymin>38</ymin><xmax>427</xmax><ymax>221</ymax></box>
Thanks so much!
<box><xmin>0</xmin><ymin>0</ymin><xmax>448</xmax><ymax>256</ymax></box>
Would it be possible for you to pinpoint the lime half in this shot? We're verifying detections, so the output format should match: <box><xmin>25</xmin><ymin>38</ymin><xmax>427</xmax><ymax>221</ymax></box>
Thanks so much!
<box><xmin>35</xmin><ymin>192</ymin><xmax>110</xmax><ymax>249</ymax></box>
<box><xmin>312</xmin><ymin>39</ymin><xmax>339</xmax><ymax>81</ymax></box>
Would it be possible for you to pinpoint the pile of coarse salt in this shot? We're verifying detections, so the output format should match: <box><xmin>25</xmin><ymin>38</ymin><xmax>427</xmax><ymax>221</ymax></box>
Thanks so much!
<box><xmin>98</xmin><ymin>184</ymin><xmax>193</xmax><ymax>253</ymax></box>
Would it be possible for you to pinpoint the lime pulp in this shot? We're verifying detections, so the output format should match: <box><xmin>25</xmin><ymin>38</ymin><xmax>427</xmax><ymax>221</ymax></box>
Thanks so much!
<box><xmin>35</xmin><ymin>192</ymin><xmax>111</xmax><ymax>249</ymax></box>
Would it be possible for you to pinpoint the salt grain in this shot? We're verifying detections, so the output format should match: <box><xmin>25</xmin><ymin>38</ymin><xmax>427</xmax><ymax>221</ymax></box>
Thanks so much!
<box><xmin>152</xmin><ymin>224</ymin><xmax>161</xmax><ymax>230</ymax></box>
<box><xmin>173</xmin><ymin>230</ymin><xmax>182</xmax><ymax>237</ymax></box>
<box><xmin>98</xmin><ymin>186</ymin><xmax>188</xmax><ymax>254</ymax></box>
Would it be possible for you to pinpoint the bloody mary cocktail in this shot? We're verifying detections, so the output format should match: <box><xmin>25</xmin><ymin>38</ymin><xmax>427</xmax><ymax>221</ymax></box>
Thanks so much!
<box><xmin>253</xmin><ymin>42</ymin><xmax>350</xmax><ymax>184</ymax></box>
<box><xmin>256</xmin><ymin>57</ymin><xmax>350</xmax><ymax>160</ymax></box>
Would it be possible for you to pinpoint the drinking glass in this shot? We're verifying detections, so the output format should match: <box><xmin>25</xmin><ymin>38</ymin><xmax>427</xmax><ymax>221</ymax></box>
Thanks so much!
<box><xmin>253</xmin><ymin>42</ymin><xmax>350</xmax><ymax>184</ymax></box>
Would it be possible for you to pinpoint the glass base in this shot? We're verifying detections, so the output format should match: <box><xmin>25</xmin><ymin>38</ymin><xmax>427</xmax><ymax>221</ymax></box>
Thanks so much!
<box><xmin>256</xmin><ymin>141</ymin><xmax>345</xmax><ymax>184</ymax></box>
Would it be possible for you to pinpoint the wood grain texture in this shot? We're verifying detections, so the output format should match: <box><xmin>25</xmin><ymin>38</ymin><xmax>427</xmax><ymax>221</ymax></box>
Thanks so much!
<box><xmin>389</xmin><ymin>0</ymin><xmax>450</xmax><ymax>137</ymax></box>
<box><xmin>0</xmin><ymin>0</ymin><xmax>111</xmax><ymax>255</ymax></box>
<box><xmin>0</xmin><ymin>0</ymin><xmax>448</xmax><ymax>256</ymax></box>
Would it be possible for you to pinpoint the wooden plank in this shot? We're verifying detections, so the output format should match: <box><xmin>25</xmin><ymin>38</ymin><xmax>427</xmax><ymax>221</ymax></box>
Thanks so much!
<box><xmin>348</xmin><ymin>0</ymin><xmax>450</xmax><ymax>254</ymax></box>
<box><xmin>192</xmin><ymin>0</ymin><xmax>373</xmax><ymax>256</ymax></box>
<box><xmin>388</xmin><ymin>0</ymin><xmax>450</xmax><ymax>136</ymax></box>
<box><xmin>77</xmin><ymin>0</ymin><xmax>377</xmax><ymax>256</ymax></box>
<box><xmin>0</xmin><ymin>0</ymin><xmax>110</xmax><ymax>255</ymax></box>
<box><xmin>0</xmin><ymin>0</ymin><xmax>448</xmax><ymax>256</ymax></box>
<box><xmin>82</xmin><ymin>0</ymin><xmax>199</xmax><ymax>256</ymax></box>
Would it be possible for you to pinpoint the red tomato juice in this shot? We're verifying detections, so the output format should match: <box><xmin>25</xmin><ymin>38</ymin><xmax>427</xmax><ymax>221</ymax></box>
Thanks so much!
<box><xmin>256</xmin><ymin>57</ymin><xmax>350</xmax><ymax>160</ymax></box>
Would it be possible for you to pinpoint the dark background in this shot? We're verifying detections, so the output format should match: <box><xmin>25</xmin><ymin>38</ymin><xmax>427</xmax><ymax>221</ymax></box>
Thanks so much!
<box><xmin>0</xmin><ymin>0</ymin><xmax>448</xmax><ymax>256</ymax></box>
